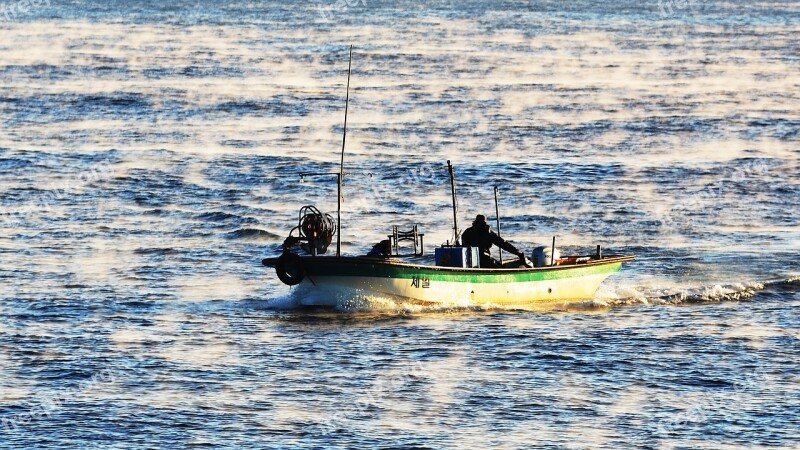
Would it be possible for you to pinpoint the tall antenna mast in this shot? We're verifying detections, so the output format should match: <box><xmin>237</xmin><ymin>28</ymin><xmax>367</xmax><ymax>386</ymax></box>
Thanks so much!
<box><xmin>447</xmin><ymin>160</ymin><xmax>459</xmax><ymax>245</ymax></box>
<box><xmin>337</xmin><ymin>45</ymin><xmax>353</xmax><ymax>257</ymax></box>
<box><xmin>494</xmin><ymin>186</ymin><xmax>502</xmax><ymax>262</ymax></box>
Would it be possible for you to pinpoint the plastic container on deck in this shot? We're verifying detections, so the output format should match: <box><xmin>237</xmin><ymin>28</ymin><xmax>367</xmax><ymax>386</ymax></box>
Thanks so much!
<box><xmin>435</xmin><ymin>246</ymin><xmax>480</xmax><ymax>268</ymax></box>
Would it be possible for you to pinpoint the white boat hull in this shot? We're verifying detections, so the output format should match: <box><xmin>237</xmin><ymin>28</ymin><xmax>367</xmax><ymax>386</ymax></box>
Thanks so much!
<box><xmin>264</xmin><ymin>255</ymin><xmax>633</xmax><ymax>308</ymax></box>
<box><xmin>298</xmin><ymin>272</ymin><xmax>615</xmax><ymax>307</ymax></box>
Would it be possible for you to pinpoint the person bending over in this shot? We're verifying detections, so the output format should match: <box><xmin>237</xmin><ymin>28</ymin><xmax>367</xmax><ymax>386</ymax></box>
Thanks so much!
<box><xmin>366</xmin><ymin>239</ymin><xmax>391</xmax><ymax>257</ymax></box>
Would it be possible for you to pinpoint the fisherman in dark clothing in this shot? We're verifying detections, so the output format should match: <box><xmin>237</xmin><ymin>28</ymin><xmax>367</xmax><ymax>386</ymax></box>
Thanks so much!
<box><xmin>366</xmin><ymin>239</ymin><xmax>392</xmax><ymax>257</ymax></box>
<box><xmin>461</xmin><ymin>214</ymin><xmax>526</xmax><ymax>268</ymax></box>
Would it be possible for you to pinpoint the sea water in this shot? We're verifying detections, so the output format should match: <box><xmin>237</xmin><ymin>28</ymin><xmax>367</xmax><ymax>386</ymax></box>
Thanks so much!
<box><xmin>0</xmin><ymin>0</ymin><xmax>798</xmax><ymax>448</ymax></box>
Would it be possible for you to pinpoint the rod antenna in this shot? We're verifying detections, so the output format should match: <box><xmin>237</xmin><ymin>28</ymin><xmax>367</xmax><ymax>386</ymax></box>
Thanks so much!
<box><xmin>447</xmin><ymin>160</ymin><xmax>459</xmax><ymax>245</ymax></box>
<box><xmin>494</xmin><ymin>186</ymin><xmax>502</xmax><ymax>262</ymax></box>
<box><xmin>337</xmin><ymin>45</ymin><xmax>353</xmax><ymax>257</ymax></box>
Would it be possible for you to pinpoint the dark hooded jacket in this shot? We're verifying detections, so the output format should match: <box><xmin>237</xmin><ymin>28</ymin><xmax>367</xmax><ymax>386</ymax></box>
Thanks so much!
<box><xmin>461</xmin><ymin>221</ymin><xmax>522</xmax><ymax>267</ymax></box>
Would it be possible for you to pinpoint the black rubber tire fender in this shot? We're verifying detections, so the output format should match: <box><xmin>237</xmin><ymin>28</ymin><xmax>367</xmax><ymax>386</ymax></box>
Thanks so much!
<box><xmin>275</xmin><ymin>252</ymin><xmax>306</xmax><ymax>286</ymax></box>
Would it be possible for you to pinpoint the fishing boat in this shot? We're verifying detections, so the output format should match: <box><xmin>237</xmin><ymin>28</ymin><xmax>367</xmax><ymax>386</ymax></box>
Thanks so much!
<box><xmin>262</xmin><ymin>47</ymin><xmax>634</xmax><ymax>306</ymax></box>
<box><xmin>262</xmin><ymin>252</ymin><xmax>634</xmax><ymax>307</ymax></box>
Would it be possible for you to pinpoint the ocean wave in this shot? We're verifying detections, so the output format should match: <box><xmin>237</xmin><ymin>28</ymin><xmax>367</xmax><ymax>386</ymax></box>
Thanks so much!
<box><xmin>597</xmin><ymin>276</ymin><xmax>800</xmax><ymax>306</ymax></box>
<box><xmin>224</xmin><ymin>228</ymin><xmax>283</xmax><ymax>241</ymax></box>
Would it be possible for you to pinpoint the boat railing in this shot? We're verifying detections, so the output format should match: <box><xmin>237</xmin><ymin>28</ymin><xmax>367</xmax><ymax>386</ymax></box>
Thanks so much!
<box><xmin>389</xmin><ymin>225</ymin><xmax>425</xmax><ymax>257</ymax></box>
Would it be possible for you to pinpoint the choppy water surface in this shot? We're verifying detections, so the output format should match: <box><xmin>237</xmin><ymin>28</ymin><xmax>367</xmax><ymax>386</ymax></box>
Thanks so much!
<box><xmin>1</xmin><ymin>0</ymin><xmax>799</xmax><ymax>448</ymax></box>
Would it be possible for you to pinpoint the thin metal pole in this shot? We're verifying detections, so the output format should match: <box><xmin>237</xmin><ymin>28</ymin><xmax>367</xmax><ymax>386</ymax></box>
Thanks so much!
<box><xmin>494</xmin><ymin>186</ymin><xmax>502</xmax><ymax>262</ymax></box>
<box><xmin>337</xmin><ymin>45</ymin><xmax>353</xmax><ymax>257</ymax></box>
<box><xmin>337</xmin><ymin>173</ymin><xmax>342</xmax><ymax>257</ymax></box>
<box><xmin>447</xmin><ymin>160</ymin><xmax>459</xmax><ymax>245</ymax></box>
<box><xmin>551</xmin><ymin>236</ymin><xmax>556</xmax><ymax>266</ymax></box>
